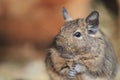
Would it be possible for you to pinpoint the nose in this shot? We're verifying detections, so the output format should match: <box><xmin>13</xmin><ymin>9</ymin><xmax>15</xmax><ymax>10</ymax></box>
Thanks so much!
<box><xmin>55</xmin><ymin>35</ymin><xmax>63</xmax><ymax>40</ymax></box>
<box><xmin>55</xmin><ymin>35</ymin><xmax>62</xmax><ymax>44</ymax></box>
<box><xmin>55</xmin><ymin>35</ymin><xmax>64</xmax><ymax>44</ymax></box>
<box><xmin>55</xmin><ymin>34</ymin><xmax>64</xmax><ymax>48</ymax></box>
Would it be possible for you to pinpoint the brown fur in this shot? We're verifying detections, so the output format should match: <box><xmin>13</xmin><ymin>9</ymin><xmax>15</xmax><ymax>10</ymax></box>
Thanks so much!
<box><xmin>45</xmin><ymin>11</ymin><xmax>118</xmax><ymax>80</ymax></box>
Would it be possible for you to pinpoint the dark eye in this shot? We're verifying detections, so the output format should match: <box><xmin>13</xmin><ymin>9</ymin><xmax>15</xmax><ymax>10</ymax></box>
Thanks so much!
<box><xmin>74</xmin><ymin>32</ymin><xmax>81</xmax><ymax>37</ymax></box>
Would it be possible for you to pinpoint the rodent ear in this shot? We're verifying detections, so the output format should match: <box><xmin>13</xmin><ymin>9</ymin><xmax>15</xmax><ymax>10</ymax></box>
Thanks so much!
<box><xmin>62</xmin><ymin>7</ymin><xmax>73</xmax><ymax>21</ymax></box>
<box><xmin>86</xmin><ymin>11</ymin><xmax>99</xmax><ymax>34</ymax></box>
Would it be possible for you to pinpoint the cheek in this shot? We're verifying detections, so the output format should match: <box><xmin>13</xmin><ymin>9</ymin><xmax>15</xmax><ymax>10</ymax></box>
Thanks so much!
<box><xmin>73</xmin><ymin>37</ymin><xmax>86</xmax><ymax>47</ymax></box>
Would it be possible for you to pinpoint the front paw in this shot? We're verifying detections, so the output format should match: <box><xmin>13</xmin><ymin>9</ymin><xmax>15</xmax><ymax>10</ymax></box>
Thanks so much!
<box><xmin>73</xmin><ymin>64</ymin><xmax>86</xmax><ymax>73</ymax></box>
<box><xmin>68</xmin><ymin>69</ymin><xmax>77</xmax><ymax>78</ymax></box>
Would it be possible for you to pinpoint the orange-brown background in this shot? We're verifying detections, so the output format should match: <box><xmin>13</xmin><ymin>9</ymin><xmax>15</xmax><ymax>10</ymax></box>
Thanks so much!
<box><xmin>0</xmin><ymin>0</ymin><xmax>92</xmax><ymax>61</ymax></box>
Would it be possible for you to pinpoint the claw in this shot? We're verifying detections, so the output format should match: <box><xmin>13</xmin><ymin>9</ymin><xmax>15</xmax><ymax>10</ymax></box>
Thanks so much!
<box><xmin>68</xmin><ymin>69</ymin><xmax>77</xmax><ymax>78</ymax></box>
<box><xmin>74</xmin><ymin>64</ymin><xmax>86</xmax><ymax>73</ymax></box>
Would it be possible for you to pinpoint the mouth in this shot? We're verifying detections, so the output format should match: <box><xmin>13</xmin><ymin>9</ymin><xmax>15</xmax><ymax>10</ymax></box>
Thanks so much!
<box><xmin>56</xmin><ymin>45</ymin><xmax>63</xmax><ymax>53</ymax></box>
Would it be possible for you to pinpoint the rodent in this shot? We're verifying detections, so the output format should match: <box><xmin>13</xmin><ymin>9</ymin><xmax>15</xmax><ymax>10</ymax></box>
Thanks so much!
<box><xmin>45</xmin><ymin>7</ymin><xmax>118</xmax><ymax>80</ymax></box>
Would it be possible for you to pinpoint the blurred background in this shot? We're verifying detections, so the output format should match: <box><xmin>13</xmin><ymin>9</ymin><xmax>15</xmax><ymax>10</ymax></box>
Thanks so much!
<box><xmin>0</xmin><ymin>0</ymin><xmax>120</xmax><ymax>80</ymax></box>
